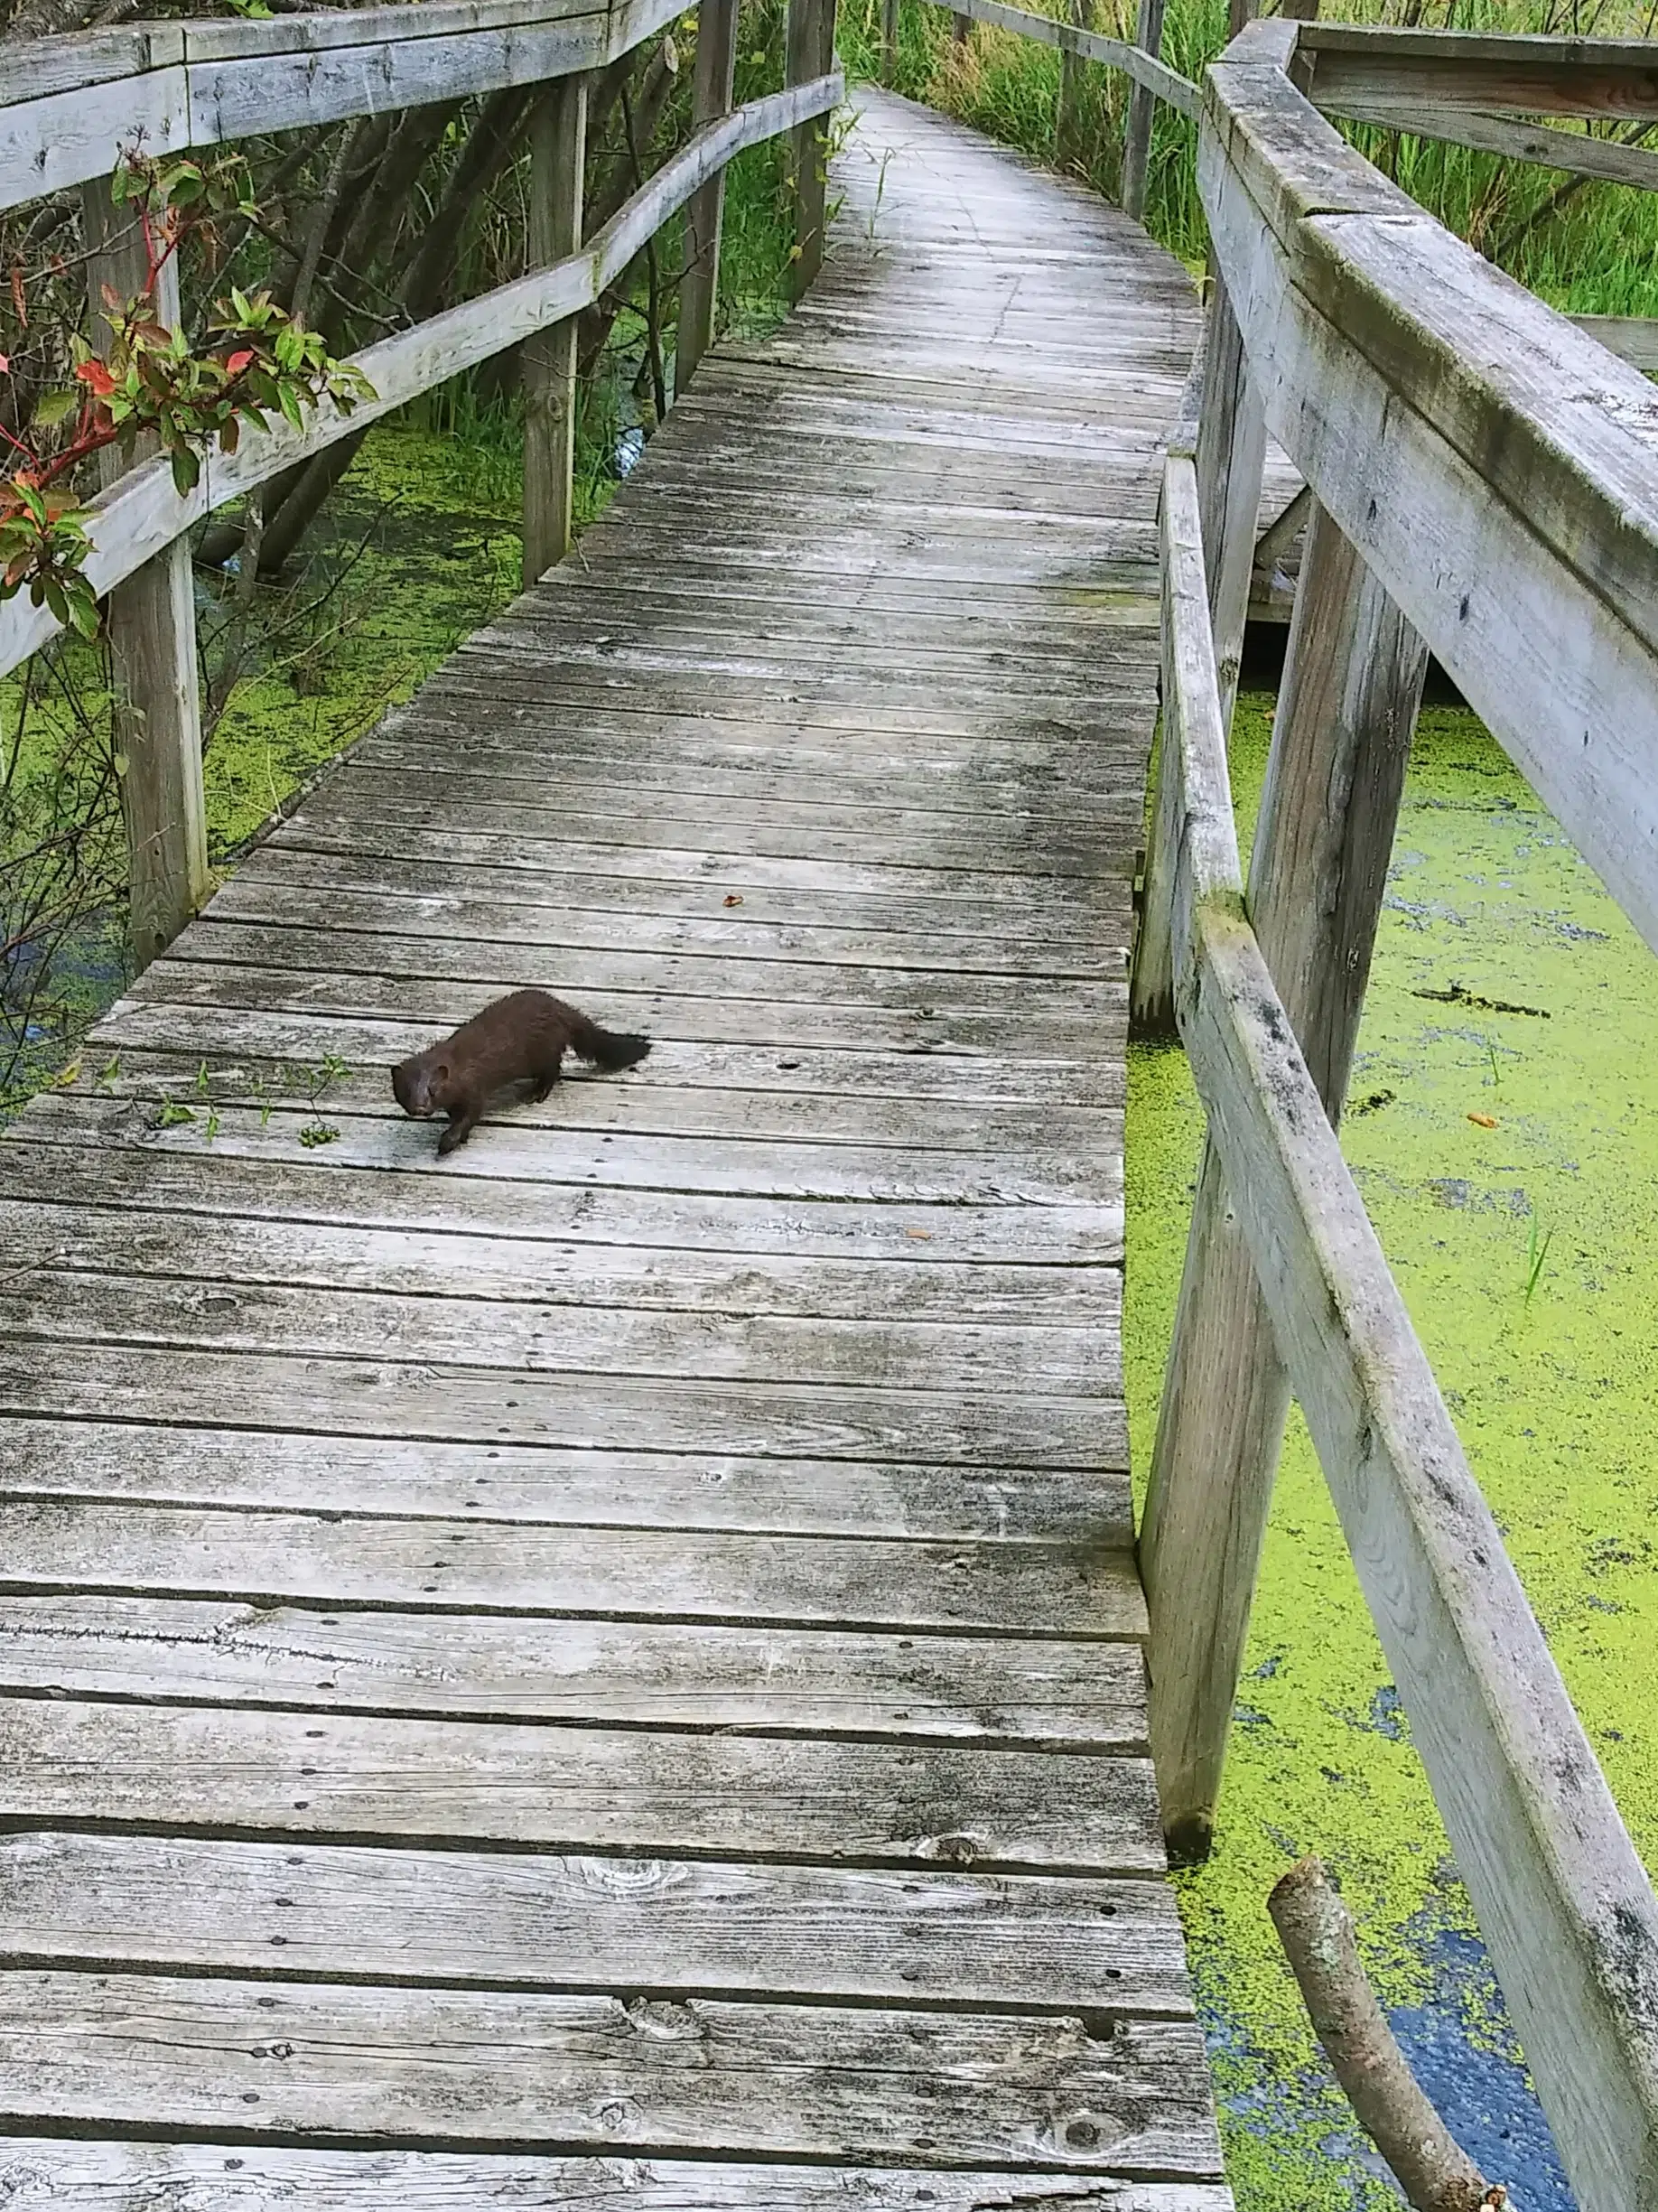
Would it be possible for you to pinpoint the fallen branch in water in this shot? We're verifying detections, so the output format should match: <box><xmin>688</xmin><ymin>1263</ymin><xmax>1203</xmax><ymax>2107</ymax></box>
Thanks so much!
<box><xmin>1269</xmin><ymin>1855</ymin><xmax>1510</xmax><ymax>2212</ymax></box>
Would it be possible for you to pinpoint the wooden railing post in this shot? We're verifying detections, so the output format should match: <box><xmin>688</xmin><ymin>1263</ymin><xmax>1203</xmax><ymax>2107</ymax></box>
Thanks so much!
<box><xmin>522</xmin><ymin>73</ymin><xmax>588</xmax><ymax>582</ymax></box>
<box><xmin>1130</xmin><ymin>337</ymin><xmax>1203</xmax><ymax>1041</ymax></box>
<box><xmin>787</xmin><ymin>0</ymin><xmax>837</xmax><ymax>295</ymax></box>
<box><xmin>952</xmin><ymin>9</ymin><xmax>971</xmax><ymax>48</ymax></box>
<box><xmin>675</xmin><ymin>0</ymin><xmax>740</xmax><ymax>397</ymax></box>
<box><xmin>1141</xmin><ymin>496</ymin><xmax>1427</xmax><ymax>1862</ymax></box>
<box><xmin>81</xmin><ymin>178</ymin><xmax>209</xmax><ymax>973</ymax></box>
<box><xmin>1055</xmin><ymin>0</ymin><xmax>1094</xmax><ymax>170</ymax></box>
<box><xmin>880</xmin><ymin>0</ymin><xmax>899</xmax><ymax>81</ymax></box>
<box><xmin>1192</xmin><ymin>272</ymin><xmax>1267</xmax><ymax>733</ymax></box>
<box><xmin>1119</xmin><ymin>0</ymin><xmax>1167</xmax><ymax>220</ymax></box>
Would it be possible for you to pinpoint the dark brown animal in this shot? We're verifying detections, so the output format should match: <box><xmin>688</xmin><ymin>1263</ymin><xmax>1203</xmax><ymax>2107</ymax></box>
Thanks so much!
<box><xmin>391</xmin><ymin>988</ymin><xmax>650</xmax><ymax>1156</ymax></box>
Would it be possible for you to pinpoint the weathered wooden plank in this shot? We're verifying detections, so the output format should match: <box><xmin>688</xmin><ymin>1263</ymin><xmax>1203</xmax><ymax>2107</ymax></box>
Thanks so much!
<box><xmin>0</xmin><ymin>1199</ymin><xmax>1123</xmax><ymax>1330</ymax></box>
<box><xmin>0</xmin><ymin>1597</ymin><xmax>1144</xmax><ymax>1744</ymax></box>
<box><xmin>0</xmin><ymin>1698</ymin><xmax>1164</xmax><ymax>1871</ymax></box>
<box><xmin>79</xmin><ymin>1003</ymin><xmax>1127</xmax><ymax>1106</ymax></box>
<box><xmin>0</xmin><ymin>1339</ymin><xmax>1132</xmax><ymax>1471</ymax></box>
<box><xmin>17</xmin><ymin>1094</ymin><xmax>1118</xmax><ymax>1211</ymax></box>
<box><xmin>0</xmin><ymin>1832</ymin><xmax>1185</xmax><ymax>2004</ymax></box>
<box><xmin>116</xmin><ymin>957</ymin><xmax>1124</xmax><ymax>1058</ymax></box>
<box><xmin>0</xmin><ymin>2142</ymin><xmax>1234</xmax><ymax>2212</ymax></box>
<box><xmin>58</xmin><ymin>1046</ymin><xmax>1127</xmax><ymax>1153</ymax></box>
<box><xmin>1572</xmin><ymin>313</ymin><xmax>1658</xmax><ymax>376</ymax></box>
<box><xmin>0</xmin><ymin>1496</ymin><xmax>1141</xmax><ymax>1636</ymax></box>
<box><xmin>206</xmin><ymin>865</ymin><xmax>1131</xmax><ymax>979</ymax></box>
<box><xmin>1320</xmin><ymin>93</ymin><xmax>1658</xmax><ymax>193</ymax></box>
<box><xmin>0</xmin><ymin>1418</ymin><xmax>1127</xmax><ymax>1542</ymax></box>
<box><xmin>6</xmin><ymin>1119</ymin><xmax>1125</xmax><ymax>1266</ymax></box>
<box><xmin>1298</xmin><ymin>21</ymin><xmax>1658</xmax><ymax>120</ymax></box>
<box><xmin>281</xmin><ymin>806</ymin><xmax>1136</xmax><ymax>900</ymax></box>
<box><xmin>169</xmin><ymin>917</ymin><xmax>1118</xmax><ymax>1019</ymax></box>
<box><xmin>0</xmin><ymin>1971</ymin><xmax>1217</xmax><ymax>2173</ymax></box>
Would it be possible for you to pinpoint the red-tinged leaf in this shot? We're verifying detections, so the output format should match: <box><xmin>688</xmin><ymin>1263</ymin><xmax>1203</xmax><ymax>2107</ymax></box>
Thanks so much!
<box><xmin>224</xmin><ymin>349</ymin><xmax>256</xmax><ymax>377</ymax></box>
<box><xmin>75</xmin><ymin>359</ymin><xmax>119</xmax><ymax>397</ymax></box>
<box><xmin>0</xmin><ymin>354</ymin><xmax>8</xmax><ymax>374</ymax></box>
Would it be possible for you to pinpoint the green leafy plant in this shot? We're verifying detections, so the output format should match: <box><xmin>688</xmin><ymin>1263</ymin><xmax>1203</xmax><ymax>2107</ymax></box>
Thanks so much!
<box><xmin>0</xmin><ymin>150</ymin><xmax>375</xmax><ymax>630</ymax></box>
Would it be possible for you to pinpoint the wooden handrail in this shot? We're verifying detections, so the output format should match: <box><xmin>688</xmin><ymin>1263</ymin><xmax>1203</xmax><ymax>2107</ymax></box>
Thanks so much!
<box><xmin>1154</xmin><ymin>443</ymin><xmax>1658</xmax><ymax>2212</ymax></box>
<box><xmin>1200</xmin><ymin>14</ymin><xmax>1658</xmax><ymax>964</ymax></box>
<box><xmin>0</xmin><ymin>71</ymin><xmax>842</xmax><ymax>683</ymax></box>
<box><xmin>1296</xmin><ymin>21</ymin><xmax>1658</xmax><ymax>122</ymax></box>
<box><xmin>0</xmin><ymin>0</ymin><xmax>687</xmax><ymax>216</ymax></box>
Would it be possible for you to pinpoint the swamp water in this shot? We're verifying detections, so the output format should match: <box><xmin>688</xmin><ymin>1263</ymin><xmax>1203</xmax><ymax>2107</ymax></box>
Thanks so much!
<box><xmin>1130</xmin><ymin>694</ymin><xmax>1658</xmax><ymax>2207</ymax></box>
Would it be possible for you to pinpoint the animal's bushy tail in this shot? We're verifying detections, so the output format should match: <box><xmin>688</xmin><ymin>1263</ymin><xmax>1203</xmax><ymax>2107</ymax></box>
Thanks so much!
<box><xmin>573</xmin><ymin>1016</ymin><xmax>651</xmax><ymax>1072</ymax></box>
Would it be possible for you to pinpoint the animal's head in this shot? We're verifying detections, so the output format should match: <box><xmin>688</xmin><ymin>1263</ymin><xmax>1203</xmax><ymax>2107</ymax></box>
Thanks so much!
<box><xmin>391</xmin><ymin>1051</ymin><xmax>447</xmax><ymax>1117</ymax></box>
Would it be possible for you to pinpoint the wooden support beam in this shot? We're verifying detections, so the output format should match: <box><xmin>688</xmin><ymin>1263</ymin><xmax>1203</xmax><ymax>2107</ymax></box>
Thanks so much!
<box><xmin>1056</xmin><ymin>0</ymin><xmax>1094</xmax><ymax>171</ymax></box>
<box><xmin>81</xmin><ymin>176</ymin><xmax>209</xmax><ymax>974</ymax></box>
<box><xmin>880</xmin><ymin>0</ymin><xmax>899</xmax><ymax>80</ymax></box>
<box><xmin>1129</xmin><ymin>337</ymin><xmax>1204</xmax><ymax>1042</ymax></box>
<box><xmin>1297</xmin><ymin>23</ymin><xmax>1658</xmax><ymax>123</ymax></box>
<box><xmin>675</xmin><ymin>0</ymin><xmax>740</xmax><ymax>396</ymax></box>
<box><xmin>1192</xmin><ymin>272</ymin><xmax>1266</xmax><ymax>735</ymax></box>
<box><xmin>1119</xmin><ymin>0</ymin><xmax>1169</xmax><ymax>222</ymax></box>
<box><xmin>522</xmin><ymin>74</ymin><xmax>588</xmax><ymax>583</ymax></box>
<box><xmin>787</xmin><ymin>0</ymin><xmax>838</xmax><ymax>295</ymax></box>
<box><xmin>1321</xmin><ymin>92</ymin><xmax>1658</xmax><ymax>194</ymax></box>
<box><xmin>1141</xmin><ymin>485</ymin><xmax>1426</xmax><ymax>1863</ymax></box>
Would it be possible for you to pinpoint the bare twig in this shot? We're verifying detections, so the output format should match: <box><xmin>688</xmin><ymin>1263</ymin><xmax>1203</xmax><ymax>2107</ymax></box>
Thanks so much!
<box><xmin>1269</xmin><ymin>1856</ymin><xmax>1508</xmax><ymax>2212</ymax></box>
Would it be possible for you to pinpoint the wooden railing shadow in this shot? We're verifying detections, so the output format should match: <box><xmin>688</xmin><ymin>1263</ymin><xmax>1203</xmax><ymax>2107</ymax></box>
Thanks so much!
<box><xmin>0</xmin><ymin>0</ymin><xmax>842</xmax><ymax>963</ymax></box>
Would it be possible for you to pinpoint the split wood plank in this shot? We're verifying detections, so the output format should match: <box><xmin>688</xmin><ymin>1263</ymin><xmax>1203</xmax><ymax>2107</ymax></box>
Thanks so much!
<box><xmin>0</xmin><ymin>1420</ymin><xmax>1130</xmax><ymax>1544</ymax></box>
<box><xmin>0</xmin><ymin>1338</ymin><xmax>1133</xmax><ymax>1470</ymax></box>
<box><xmin>0</xmin><ymin>2143</ymin><xmax>1233</xmax><ymax>2211</ymax></box>
<box><xmin>0</xmin><ymin>1598</ymin><xmax>1146</xmax><ymax>1745</ymax></box>
<box><xmin>0</xmin><ymin>1497</ymin><xmax>1144</xmax><ymax>1637</ymax></box>
<box><xmin>0</xmin><ymin>1200</ymin><xmax>1124</xmax><ymax>1330</ymax></box>
<box><xmin>0</xmin><ymin>1832</ymin><xmax>1184</xmax><ymax>2008</ymax></box>
<box><xmin>0</xmin><ymin>1698</ymin><xmax>1164</xmax><ymax>1871</ymax></box>
<box><xmin>0</xmin><ymin>1970</ymin><xmax>1220</xmax><ymax>2174</ymax></box>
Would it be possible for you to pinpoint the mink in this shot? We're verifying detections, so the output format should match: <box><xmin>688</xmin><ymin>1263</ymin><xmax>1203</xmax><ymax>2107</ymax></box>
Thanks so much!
<box><xmin>391</xmin><ymin>987</ymin><xmax>650</xmax><ymax>1156</ymax></box>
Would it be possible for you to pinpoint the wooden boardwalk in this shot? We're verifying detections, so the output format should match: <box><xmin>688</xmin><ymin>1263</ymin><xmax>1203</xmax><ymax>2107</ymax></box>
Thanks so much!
<box><xmin>0</xmin><ymin>89</ymin><xmax>1225</xmax><ymax>2206</ymax></box>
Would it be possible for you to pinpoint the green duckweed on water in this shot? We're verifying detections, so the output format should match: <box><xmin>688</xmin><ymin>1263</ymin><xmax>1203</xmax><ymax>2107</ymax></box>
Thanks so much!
<box><xmin>1126</xmin><ymin>693</ymin><xmax>1658</xmax><ymax>2202</ymax></box>
<box><xmin>200</xmin><ymin>423</ymin><xmax>526</xmax><ymax>859</ymax></box>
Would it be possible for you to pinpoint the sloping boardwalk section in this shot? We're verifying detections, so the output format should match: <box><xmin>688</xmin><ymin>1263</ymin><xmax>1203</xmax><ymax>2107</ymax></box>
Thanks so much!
<box><xmin>0</xmin><ymin>90</ymin><xmax>1218</xmax><ymax>2207</ymax></box>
